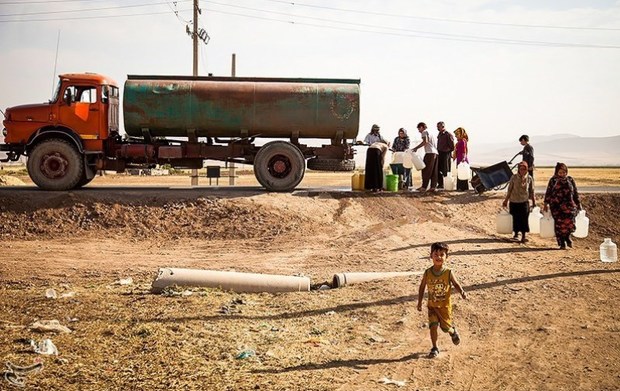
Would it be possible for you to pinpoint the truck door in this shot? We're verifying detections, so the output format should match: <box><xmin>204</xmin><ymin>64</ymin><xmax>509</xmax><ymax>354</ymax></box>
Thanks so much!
<box><xmin>58</xmin><ymin>84</ymin><xmax>101</xmax><ymax>139</ymax></box>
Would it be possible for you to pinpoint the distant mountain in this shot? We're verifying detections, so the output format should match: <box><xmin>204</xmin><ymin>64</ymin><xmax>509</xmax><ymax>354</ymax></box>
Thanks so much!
<box><xmin>471</xmin><ymin>135</ymin><xmax>620</xmax><ymax>167</ymax></box>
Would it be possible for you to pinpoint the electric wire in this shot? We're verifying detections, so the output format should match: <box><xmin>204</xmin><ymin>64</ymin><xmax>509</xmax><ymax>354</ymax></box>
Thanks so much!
<box><xmin>1</xmin><ymin>0</ymin><xmax>618</xmax><ymax>49</ymax></box>
<box><xmin>203</xmin><ymin>1</ymin><xmax>620</xmax><ymax>49</ymax></box>
<box><xmin>262</xmin><ymin>0</ymin><xmax>620</xmax><ymax>32</ymax></box>
<box><xmin>0</xmin><ymin>8</ymin><xmax>192</xmax><ymax>22</ymax></box>
<box><xmin>0</xmin><ymin>0</ymin><xmax>191</xmax><ymax>17</ymax></box>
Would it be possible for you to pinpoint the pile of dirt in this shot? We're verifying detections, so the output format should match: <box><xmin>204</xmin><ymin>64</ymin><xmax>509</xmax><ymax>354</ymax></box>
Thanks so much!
<box><xmin>0</xmin><ymin>175</ymin><xmax>25</xmax><ymax>186</ymax></box>
<box><xmin>0</xmin><ymin>195</ymin><xmax>314</xmax><ymax>240</ymax></box>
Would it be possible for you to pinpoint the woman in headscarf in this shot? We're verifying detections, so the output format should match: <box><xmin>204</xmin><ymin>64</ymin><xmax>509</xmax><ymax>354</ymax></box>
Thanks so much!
<box><xmin>392</xmin><ymin>128</ymin><xmax>412</xmax><ymax>188</ymax></box>
<box><xmin>502</xmin><ymin>161</ymin><xmax>536</xmax><ymax>243</ymax></box>
<box><xmin>543</xmin><ymin>162</ymin><xmax>582</xmax><ymax>249</ymax></box>
<box><xmin>453</xmin><ymin>127</ymin><xmax>469</xmax><ymax>191</ymax></box>
<box><xmin>364</xmin><ymin>141</ymin><xmax>389</xmax><ymax>192</ymax></box>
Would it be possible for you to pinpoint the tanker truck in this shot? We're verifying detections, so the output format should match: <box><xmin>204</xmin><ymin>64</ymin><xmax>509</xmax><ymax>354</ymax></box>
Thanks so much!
<box><xmin>1</xmin><ymin>73</ymin><xmax>360</xmax><ymax>192</ymax></box>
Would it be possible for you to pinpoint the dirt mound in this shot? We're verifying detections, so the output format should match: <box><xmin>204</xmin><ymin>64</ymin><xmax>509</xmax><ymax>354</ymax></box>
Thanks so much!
<box><xmin>0</xmin><ymin>175</ymin><xmax>25</xmax><ymax>186</ymax></box>
<box><xmin>0</xmin><ymin>195</ymin><xmax>313</xmax><ymax>240</ymax></box>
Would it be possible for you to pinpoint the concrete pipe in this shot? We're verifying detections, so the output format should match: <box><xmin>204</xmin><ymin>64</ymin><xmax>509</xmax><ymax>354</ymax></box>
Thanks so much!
<box><xmin>332</xmin><ymin>271</ymin><xmax>422</xmax><ymax>288</ymax></box>
<box><xmin>151</xmin><ymin>268</ymin><xmax>311</xmax><ymax>293</ymax></box>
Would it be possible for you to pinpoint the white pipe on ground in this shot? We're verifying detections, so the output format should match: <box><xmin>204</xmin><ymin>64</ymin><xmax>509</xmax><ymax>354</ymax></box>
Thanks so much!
<box><xmin>151</xmin><ymin>268</ymin><xmax>311</xmax><ymax>293</ymax></box>
<box><xmin>332</xmin><ymin>271</ymin><xmax>422</xmax><ymax>288</ymax></box>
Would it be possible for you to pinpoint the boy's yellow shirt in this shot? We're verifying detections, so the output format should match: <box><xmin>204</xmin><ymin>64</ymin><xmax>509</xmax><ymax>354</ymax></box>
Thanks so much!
<box><xmin>424</xmin><ymin>267</ymin><xmax>452</xmax><ymax>308</ymax></box>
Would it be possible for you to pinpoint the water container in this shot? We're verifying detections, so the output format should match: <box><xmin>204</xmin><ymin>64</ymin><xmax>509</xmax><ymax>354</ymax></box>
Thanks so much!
<box><xmin>528</xmin><ymin>206</ymin><xmax>543</xmax><ymax>234</ymax></box>
<box><xmin>391</xmin><ymin>152</ymin><xmax>405</xmax><ymax>164</ymax></box>
<box><xmin>408</xmin><ymin>150</ymin><xmax>425</xmax><ymax>171</ymax></box>
<box><xmin>444</xmin><ymin>174</ymin><xmax>455</xmax><ymax>191</ymax></box>
<box><xmin>383</xmin><ymin>169</ymin><xmax>388</xmax><ymax>189</ymax></box>
<box><xmin>351</xmin><ymin>172</ymin><xmax>363</xmax><ymax>191</ymax></box>
<box><xmin>574</xmin><ymin>210</ymin><xmax>589</xmax><ymax>238</ymax></box>
<box><xmin>600</xmin><ymin>238</ymin><xmax>617</xmax><ymax>262</ymax></box>
<box><xmin>402</xmin><ymin>152</ymin><xmax>414</xmax><ymax>169</ymax></box>
<box><xmin>386</xmin><ymin>174</ymin><xmax>399</xmax><ymax>192</ymax></box>
<box><xmin>496</xmin><ymin>209</ymin><xmax>513</xmax><ymax>234</ymax></box>
<box><xmin>540</xmin><ymin>211</ymin><xmax>555</xmax><ymax>238</ymax></box>
<box><xmin>457</xmin><ymin>162</ymin><xmax>471</xmax><ymax>180</ymax></box>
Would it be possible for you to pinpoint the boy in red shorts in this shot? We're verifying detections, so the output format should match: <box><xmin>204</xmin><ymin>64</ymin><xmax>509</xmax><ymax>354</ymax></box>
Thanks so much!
<box><xmin>417</xmin><ymin>242</ymin><xmax>467</xmax><ymax>358</ymax></box>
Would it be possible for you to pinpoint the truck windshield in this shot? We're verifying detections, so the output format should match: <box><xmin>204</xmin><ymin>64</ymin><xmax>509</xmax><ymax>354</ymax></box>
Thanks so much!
<box><xmin>50</xmin><ymin>79</ymin><xmax>61</xmax><ymax>103</ymax></box>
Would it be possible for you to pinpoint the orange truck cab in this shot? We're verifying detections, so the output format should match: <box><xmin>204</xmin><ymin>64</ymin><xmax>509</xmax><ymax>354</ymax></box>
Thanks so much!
<box><xmin>1</xmin><ymin>73</ymin><xmax>120</xmax><ymax>189</ymax></box>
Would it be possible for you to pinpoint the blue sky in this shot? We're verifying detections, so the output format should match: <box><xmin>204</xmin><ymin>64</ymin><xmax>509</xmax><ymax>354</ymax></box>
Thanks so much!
<box><xmin>1</xmin><ymin>0</ymin><xmax>619</xmax><ymax>147</ymax></box>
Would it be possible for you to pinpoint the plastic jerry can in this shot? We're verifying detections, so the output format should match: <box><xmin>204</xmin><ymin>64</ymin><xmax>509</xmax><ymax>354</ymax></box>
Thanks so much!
<box><xmin>540</xmin><ymin>211</ymin><xmax>555</xmax><ymax>238</ymax></box>
<box><xmin>600</xmin><ymin>238</ymin><xmax>617</xmax><ymax>262</ymax></box>
<box><xmin>528</xmin><ymin>206</ymin><xmax>543</xmax><ymax>234</ymax></box>
<box><xmin>574</xmin><ymin>210</ymin><xmax>589</xmax><ymax>238</ymax></box>
<box><xmin>444</xmin><ymin>174</ymin><xmax>455</xmax><ymax>191</ymax></box>
<box><xmin>496</xmin><ymin>209</ymin><xmax>513</xmax><ymax>234</ymax></box>
<box><xmin>351</xmin><ymin>172</ymin><xmax>360</xmax><ymax>190</ymax></box>
<box><xmin>457</xmin><ymin>162</ymin><xmax>471</xmax><ymax>180</ymax></box>
<box><xmin>409</xmin><ymin>150</ymin><xmax>425</xmax><ymax>171</ymax></box>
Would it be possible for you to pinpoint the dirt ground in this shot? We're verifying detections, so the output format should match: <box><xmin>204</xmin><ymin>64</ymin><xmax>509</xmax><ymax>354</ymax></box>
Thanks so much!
<box><xmin>1</xmin><ymin>169</ymin><xmax>619</xmax><ymax>390</ymax></box>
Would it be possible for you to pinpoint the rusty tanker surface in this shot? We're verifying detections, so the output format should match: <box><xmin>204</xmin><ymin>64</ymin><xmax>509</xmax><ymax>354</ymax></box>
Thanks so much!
<box><xmin>1</xmin><ymin>73</ymin><xmax>361</xmax><ymax>192</ymax></box>
<box><xmin>123</xmin><ymin>76</ymin><xmax>360</xmax><ymax>140</ymax></box>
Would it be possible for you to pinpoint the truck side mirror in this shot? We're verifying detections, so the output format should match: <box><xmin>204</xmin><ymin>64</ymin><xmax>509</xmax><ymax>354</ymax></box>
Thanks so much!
<box><xmin>63</xmin><ymin>89</ymin><xmax>72</xmax><ymax>106</ymax></box>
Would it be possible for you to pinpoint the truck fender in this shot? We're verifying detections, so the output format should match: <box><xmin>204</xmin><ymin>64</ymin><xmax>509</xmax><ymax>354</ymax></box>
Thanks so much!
<box><xmin>26</xmin><ymin>127</ymin><xmax>84</xmax><ymax>154</ymax></box>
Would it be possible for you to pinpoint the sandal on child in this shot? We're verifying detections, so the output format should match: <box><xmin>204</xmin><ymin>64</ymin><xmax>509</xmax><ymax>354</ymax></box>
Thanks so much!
<box><xmin>429</xmin><ymin>347</ymin><xmax>439</xmax><ymax>358</ymax></box>
<box><xmin>451</xmin><ymin>329</ymin><xmax>461</xmax><ymax>345</ymax></box>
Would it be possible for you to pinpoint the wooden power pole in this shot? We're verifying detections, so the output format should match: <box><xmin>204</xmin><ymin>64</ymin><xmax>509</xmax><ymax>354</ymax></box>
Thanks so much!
<box><xmin>191</xmin><ymin>0</ymin><xmax>199</xmax><ymax>186</ymax></box>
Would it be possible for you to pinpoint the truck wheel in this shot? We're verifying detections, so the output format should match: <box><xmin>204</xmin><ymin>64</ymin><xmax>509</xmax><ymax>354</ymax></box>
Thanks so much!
<box><xmin>27</xmin><ymin>138</ymin><xmax>84</xmax><ymax>190</ymax></box>
<box><xmin>74</xmin><ymin>172</ymin><xmax>95</xmax><ymax>188</ymax></box>
<box><xmin>254</xmin><ymin>141</ymin><xmax>305</xmax><ymax>192</ymax></box>
<box><xmin>307</xmin><ymin>158</ymin><xmax>356</xmax><ymax>171</ymax></box>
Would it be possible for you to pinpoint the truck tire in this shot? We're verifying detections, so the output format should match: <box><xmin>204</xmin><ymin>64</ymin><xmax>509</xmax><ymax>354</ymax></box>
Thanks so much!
<box><xmin>74</xmin><ymin>172</ymin><xmax>95</xmax><ymax>188</ymax></box>
<box><xmin>254</xmin><ymin>141</ymin><xmax>305</xmax><ymax>192</ymax></box>
<box><xmin>27</xmin><ymin>138</ymin><xmax>84</xmax><ymax>191</ymax></box>
<box><xmin>307</xmin><ymin>158</ymin><xmax>356</xmax><ymax>171</ymax></box>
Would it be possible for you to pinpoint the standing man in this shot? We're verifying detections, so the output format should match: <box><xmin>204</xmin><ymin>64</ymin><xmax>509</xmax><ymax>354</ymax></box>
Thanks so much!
<box><xmin>413</xmin><ymin>122</ymin><xmax>438</xmax><ymax>192</ymax></box>
<box><xmin>436</xmin><ymin>121</ymin><xmax>455</xmax><ymax>189</ymax></box>
<box><xmin>362</xmin><ymin>124</ymin><xmax>388</xmax><ymax>145</ymax></box>
<box><xmin>518</xmin><ymin>135</ymin><xmax>535</xmax><ymax>180</ymax></box>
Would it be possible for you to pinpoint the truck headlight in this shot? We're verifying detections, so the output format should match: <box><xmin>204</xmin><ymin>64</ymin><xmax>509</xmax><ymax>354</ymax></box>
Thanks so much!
<box><xmin>2</xmin><ymin>128</ymin><xmax>7</xmax><ymax>137</ymax></box>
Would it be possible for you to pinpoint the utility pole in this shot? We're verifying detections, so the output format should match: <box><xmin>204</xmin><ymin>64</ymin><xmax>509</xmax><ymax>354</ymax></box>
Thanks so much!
<box><xmin>229</xmin><ymin>53</ymin><xmax>236</xmax><ymax>185</ymax></box>
<box><xmin>192</xmin><ymin>0</ymin><xmax>198</xmax><ymax>78</ymax></box>
<box><xmin>190</xmin><ymin>0</ymin><xmax>199</xmax><ymax>186</ymax></box>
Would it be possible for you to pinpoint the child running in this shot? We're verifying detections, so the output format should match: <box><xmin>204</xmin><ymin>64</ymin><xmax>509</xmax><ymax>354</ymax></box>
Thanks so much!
<box><xmin>417</xmin><ymin>242</ymin><xmax>467</xmax><ymax>358</ymax></box>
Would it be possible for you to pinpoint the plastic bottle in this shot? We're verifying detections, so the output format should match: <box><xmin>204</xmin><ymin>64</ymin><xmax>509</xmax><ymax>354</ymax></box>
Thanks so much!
<box><xmin>528</xmin><ymin>206</ymin><xmax>543</xmax><ymax>234</ymax></box>
<box><xmin>574</xmin><ymin>210</ymin><xmax>589</xmax><ymax>238</ymax></box>
<box><xmin>600</xmin><ymin>238</ymin><xmax>617</xmax><ymax>263</ymax></box>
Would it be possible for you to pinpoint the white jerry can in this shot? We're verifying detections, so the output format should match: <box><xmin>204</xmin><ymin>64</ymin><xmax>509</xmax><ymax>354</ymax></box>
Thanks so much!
<box><xmin>540</xmin><ymin>211</ymin><xmax>555</xmax><ymax>238</ymax></box>
<box><xmin>528</xmin><ymin>206</ymin><xmax>543</xmax><ymax>234</ymax></box>
<box><xmin>496</xmin><ymin>209</ymin><xmax>513</xmax><ymax>234</ymax></box>
<box><xmin>574</xmin><ymin>210</ymin><xmax>589</xmax><ymax>238</ymax></box>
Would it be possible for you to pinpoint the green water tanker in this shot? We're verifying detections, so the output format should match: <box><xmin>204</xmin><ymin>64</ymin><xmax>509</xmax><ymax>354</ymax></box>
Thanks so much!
<box><xmin>1</xmin><ymin>73</ymin><xmax>361</xmax><ymax>192</ymax></box>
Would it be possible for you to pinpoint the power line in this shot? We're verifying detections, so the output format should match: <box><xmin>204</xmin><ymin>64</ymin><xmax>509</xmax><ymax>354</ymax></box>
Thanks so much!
<box><xmin>0</xmin><ymin>0</ymin><xmax>108</xmax><ymax>4</ymax></box>
<box><xmin>1</xmin><ymin>0</ymin><xmax>618</xmax><ymax>49</ymax></box>
<box><xmin>0</xmin><ymin>8</ymin><xmax>191</xmax><ymax>22</ymax></box>
<box><xmin>262</xmin><ymin>0</ymin><xmax>620</xmax><ymax>32</ymax></box>
<box><xmin>200</xmin><ymin>4</ymin><xmax>620</xmax><ymax>49</ymax></box>
<box><xmin>0</xmin><ymin>0</ymin><xmax>191</xmax><ymax>17</ymax></box>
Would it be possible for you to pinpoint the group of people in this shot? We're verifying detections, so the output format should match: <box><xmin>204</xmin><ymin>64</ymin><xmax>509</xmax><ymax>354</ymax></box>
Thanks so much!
<box><xmin>503</xmin><ymin>159</ymin><xmax>582</xmax><ymax>249</ymax></box>
<box><xmin>502</xmin><ymin>135</ymin><xmax>582</xmax><ymax>249</ymax></box>
<box><xmin>362</xmin><ymin>130</ymin><xmax>583</xmax><ymax>359</ymax></box>
<box><xmin>361</xmin><ymin>122</ymin><xmax>470</xmax><ymax>192</ymax></box>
